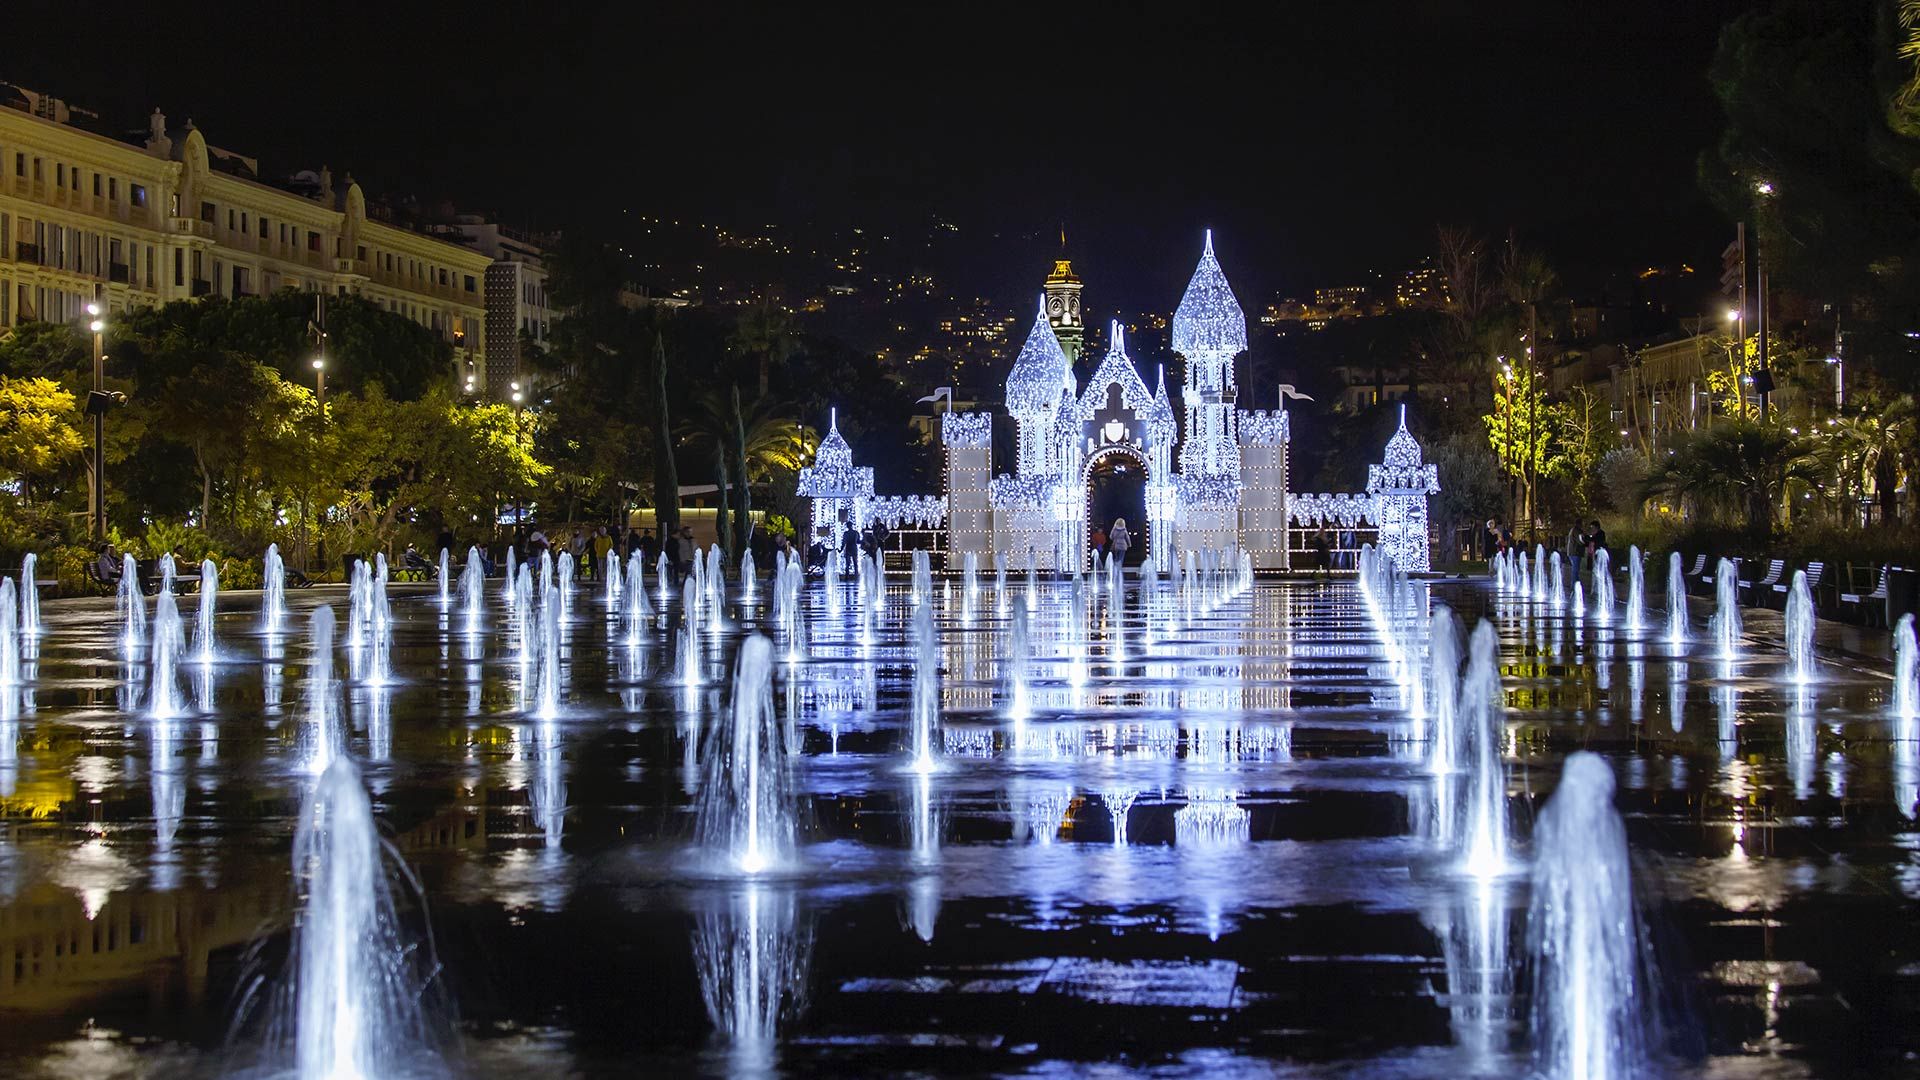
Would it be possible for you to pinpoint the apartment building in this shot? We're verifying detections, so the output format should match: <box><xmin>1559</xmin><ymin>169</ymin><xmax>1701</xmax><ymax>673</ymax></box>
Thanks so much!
<box><xmin>0</xmin><ymin>89</ymin><xmax>487</xmax><ymax>373</ymax></box>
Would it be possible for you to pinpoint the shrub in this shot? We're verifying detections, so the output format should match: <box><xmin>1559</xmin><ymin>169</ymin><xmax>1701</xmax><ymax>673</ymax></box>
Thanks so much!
<box><xmin>1597</xmin><ymin>448</ymin><xmax>1649</xmax><ymax>517</ymax></box>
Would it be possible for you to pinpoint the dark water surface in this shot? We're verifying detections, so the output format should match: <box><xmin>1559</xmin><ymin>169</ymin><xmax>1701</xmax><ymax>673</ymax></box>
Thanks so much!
<box><xmin>0</xmin><ymin>575</ymin><xmax>1913</xmax><ymax>1078</ymax></box>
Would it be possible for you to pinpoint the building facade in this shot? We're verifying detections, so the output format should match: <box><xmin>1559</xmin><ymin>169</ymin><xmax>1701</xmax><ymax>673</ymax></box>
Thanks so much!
<box><xmin>445</xmin><ymin>217</ymin><xmax>556</xmax><ymax>397</ymax></box>
<box><xmin>0</xmin><ymin>94</ymin><xmax>489</xmax><ymax>373</ymax></box>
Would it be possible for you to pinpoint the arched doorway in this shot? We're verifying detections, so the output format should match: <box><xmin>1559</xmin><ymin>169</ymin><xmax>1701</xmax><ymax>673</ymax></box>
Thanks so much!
<box><xmin>1085</xmin><ymin>448</ymin><xmax>1148</xmax><ymax>567</ymax></box>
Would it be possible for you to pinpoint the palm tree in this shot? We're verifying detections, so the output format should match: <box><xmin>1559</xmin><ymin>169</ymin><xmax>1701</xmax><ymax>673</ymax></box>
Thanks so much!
<box><xmin>1827</xmin><ymin>395</ymin><xmax>1914</xmax><ymax>524</ymax></box>
<box><xmin>1645</xmin><ymin>419</ymin><xmax>1818</xmax><ymax>532</ymax></box>
<box><xmin>729</xmin><ymin>299</ymin><xmax>797</xmax><ymax>399</ymax></box>
<box><xmin>681</xmin><ymin>384</ymin><xmax>816</xmax><ymax>559</ymax></box>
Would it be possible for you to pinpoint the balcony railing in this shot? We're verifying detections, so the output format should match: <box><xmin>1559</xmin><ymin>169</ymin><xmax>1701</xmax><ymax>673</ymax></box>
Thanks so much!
<box><xmin>169</xmin><ymin>218</ymin><xmax>213</xmax><ymax>240</ymax></box>
<box><xmin>14</xmin><ymin>242</ymin><xmax>40</xmax><ymax>265</ymax></box>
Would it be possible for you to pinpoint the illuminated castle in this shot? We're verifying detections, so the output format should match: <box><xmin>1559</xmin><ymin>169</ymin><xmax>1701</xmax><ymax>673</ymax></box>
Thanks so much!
<box><xmin>808</xmin><ymin>231</ymin><xmax>1442</xmax><ymax>573</ymax></box>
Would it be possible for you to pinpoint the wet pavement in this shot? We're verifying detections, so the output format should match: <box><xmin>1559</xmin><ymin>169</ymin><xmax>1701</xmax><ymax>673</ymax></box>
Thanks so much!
<box><xmin>0</xmin><ymin>572</ymin><xmax>1913</xmax><ymax>1078</ymax></box>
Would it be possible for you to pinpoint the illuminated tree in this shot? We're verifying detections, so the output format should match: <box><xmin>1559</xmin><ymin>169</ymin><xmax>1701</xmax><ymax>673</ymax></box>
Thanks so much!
<box><xmin>1482</xmin><ymin>360</ymin><xmax>1560</xmax><ymax>525</ymax></box>
<box><xmin>1549</xmin><ymin>386</ymin><xmax>1619</xmax><ymax>515</ymax></box>
<box><xmin>0</xmin><ymin>376</ymin><xmax>82</xmax><ymax>504</ymax></box>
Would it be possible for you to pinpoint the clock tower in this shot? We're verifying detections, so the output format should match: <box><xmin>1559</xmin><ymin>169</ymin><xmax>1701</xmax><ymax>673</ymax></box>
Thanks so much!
<box><xmin>1044</xmin><ymin>252</ymin><xmax>1083</xmax><ymax>366</ymax></box>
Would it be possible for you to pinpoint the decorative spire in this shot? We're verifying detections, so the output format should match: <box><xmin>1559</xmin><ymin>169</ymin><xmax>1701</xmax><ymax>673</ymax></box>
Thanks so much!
<box><xmin>1171</xmin><ymin>230</ymin><xmax>1248</xmax><ymax>361</ymax></box>
<box><xmin>1077</xmin><ymin>319</ymin><xmax>1152</xmax><ymax>417</ymax></box>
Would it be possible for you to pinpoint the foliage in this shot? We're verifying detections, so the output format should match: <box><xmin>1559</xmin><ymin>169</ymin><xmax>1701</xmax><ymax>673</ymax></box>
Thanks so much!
<box><xmin>1702</xmin><ymin>0</ymin><xmax>1920</xmax><ymax>392</ymax></box>
<box><xmin>0</xmin><ymin>376</ymin><xmax>82</xmax><ymax>498</ymax></box>
<box><xmin>1597</xmin><ymin>448</ymin><xmax>1651</xmax><ymax>517</ymax></box>
<box><xmin>1548</xmin><ymin>386</ymin><xmax>1617</xmax><ymax>515</ymax></box>
<box><xmin>1428</xmin><ymin>431</ymin><xmax>1507</xmax><ymax>552</ymax></box>
<box><xmin>1643</xmin><ymin>419</ymin><xmax>1818</xmax><ymax>532</ymax></box>
<box><xmin>136</xmin><ymin>520</ymin><xmax>215</xmax><ymax>562</ymax></box>
<box><xmin>1482</xmin><ymin>359</ymin><xmax>1559</xmax><ymax>507</ymax></box>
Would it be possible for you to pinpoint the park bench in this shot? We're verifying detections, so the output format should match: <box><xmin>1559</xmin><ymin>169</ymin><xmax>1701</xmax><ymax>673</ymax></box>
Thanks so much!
<box><xmin>1839</xmin><ymin>564</ymin><xmax>1889</xmax><ymax>627</ymax></box>
<box><xmin>1739</xmin><ymin>559</ymin><xmax>1785</xmax><ymax>605</ymax></box>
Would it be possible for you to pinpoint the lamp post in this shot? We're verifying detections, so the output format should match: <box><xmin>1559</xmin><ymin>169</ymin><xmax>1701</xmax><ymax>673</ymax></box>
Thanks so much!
<box><xmin>510</xmin><ymin>381</ymin><xmax>526</xmax><ymax>540</ymax></box>
<box><xmin>87</xmin><ymin>290</ymin><xmax>107</xmax><ymax>541</ymax></box>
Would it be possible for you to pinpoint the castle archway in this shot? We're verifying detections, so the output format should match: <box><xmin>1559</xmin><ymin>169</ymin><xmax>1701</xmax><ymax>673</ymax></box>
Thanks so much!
<box><xmin>1084</xmin><ymin>446</ymin><xmax>1149</xmax><ymax>567</ymax></box>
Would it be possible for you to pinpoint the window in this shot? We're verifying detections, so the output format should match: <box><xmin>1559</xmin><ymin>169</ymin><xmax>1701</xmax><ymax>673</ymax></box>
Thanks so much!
<box><xmin>12</xmin><ymin>153</ymin><xmax>21</xmax><ymax>177</ymax></box>
<box><xmin>463</xmin><ymin>274</ymin><xmax>475</xmax><ymax>292</ymax></box>
<box><xmin>145</xmin><ymin>246</ymin><xmax>154</xmax><ymax>289</ymax></box>
<box><xmin>200</xmin><ymin>201</ymin><xmax>215</xmax><ymax>223</ymax></box>
<box><xmin>259</xmin><ymin>216</ymin><xmax>268</xmax><ymax>239</ymax></box>
<box><xmin>108</xmin><ymin>177</ymin><xmax>117</xmax><ymax>201</ymax></box>
<box><xmin>307</xmin><ymin>230</ymin><xmax>320</xmax><ymax>252</ymax></box>
<box><xmin>174</xmin><ymin>248</ymin><xmax>184</xmax><ymax>287</ymax></box>
<box><xmin>356</xmin><ymin>245</ymin><xmax>366</xmax><ymax>261</ymax></box>
<box><xmin>92</xmin><ymin>173</ymin><xmax>101</xmax><ymax>197</ymax></box>
<box><xmin>70</xmin><ymin>167</ymin><xmax>78</xmax><ymax>191</ymax></box>
<box><xmin>226</xmin><ymin>209</ymin><xmax>235</xmax><ymax>232</ymax></box>
<box><xmin>32</xmin><ymin>158</ymin><xmax>42</xmax><ymax>181</ymax></box>
<box><xmin>55</xmin><ymin>163</ymin><xmax>63</xmax><ymax>187</ymax></box>
<box><xmin>240</xmin><ymin>212</ymin><xmax>248</xmax><ymax>234</ymax></box>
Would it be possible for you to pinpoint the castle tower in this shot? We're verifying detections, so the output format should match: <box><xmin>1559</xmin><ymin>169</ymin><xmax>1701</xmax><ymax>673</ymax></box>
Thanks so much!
<box><xmin>1170</xmin><ymin>229</ymin><xmax>1249</xmax><ymax>555</ymax></box>
<box><xmin>1005</xmin><ymin>296</ymin><xmax>1074</xmax><ymax>480</ymax></box>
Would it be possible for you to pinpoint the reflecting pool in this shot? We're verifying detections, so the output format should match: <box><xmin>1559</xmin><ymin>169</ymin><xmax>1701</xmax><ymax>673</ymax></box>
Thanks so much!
<box><xmin>0</xmin><ymin>567</ymin><xmax>1913</xmax><ymax>1077</ymax></box>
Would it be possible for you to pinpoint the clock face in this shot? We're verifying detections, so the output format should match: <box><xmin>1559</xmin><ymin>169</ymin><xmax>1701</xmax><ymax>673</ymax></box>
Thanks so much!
<box><xmin>1068</xmin><ymin>297</ymin><xmax>1079</xmax><ymax>317</ymax></box>
<box><xmin>1049</xmin><ymin>297</ymin><xmax>1063</xmax><ymax>316</ymax></box>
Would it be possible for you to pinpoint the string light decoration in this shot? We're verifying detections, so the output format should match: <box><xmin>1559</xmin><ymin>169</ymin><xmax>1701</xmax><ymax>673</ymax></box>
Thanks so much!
<box><xmin>1076</xmin><ymin>321</ymin><xmax>1154</xmax><ymax>420</ymax></box>
<box><xmin>943</xmin><ymin>411</ymin><xmax>994</xmax><ymax>563</ymax></box>
<box><xmin>1239</xmin><ymin>409</ymin><xmax>1289</xmax><ymax>445</ymax></box>
<box><xmin>1366</xmin><ymin>406</ymin><xmax>1440</xmax><ymax>573</ymax></box>
<box><xmin>941</xmin><ymin>411</ymin><xmax>992</xmax><ymax>447</ymax></box>
<box><xmin>1170</xmin><ymin>230</ymin><xmax>1249</xmax><ymax>374</ymax></box>
<box><xmin>1290</xmin><ymin>493</ymin><xmax>1378</xmax><ymax>528</ymax></box>
<box><xmin>867</xmin><ymin>495</ymin><xmax>948</xmax><ymax>530</ymax></box>
<box><xmin>1006</xmin><ymin>296</ymin><xmax>1075</xmax><ymax>479</ymax></box>
<box><xmin>796</xmin><ymin>407</ymin><xmax>876</xmax><ymax>538</ymax></box>
<box><xmin>1147</xmin><ymin>365</ymin><xmax>1178</xmax><ymax>445</ymax></box>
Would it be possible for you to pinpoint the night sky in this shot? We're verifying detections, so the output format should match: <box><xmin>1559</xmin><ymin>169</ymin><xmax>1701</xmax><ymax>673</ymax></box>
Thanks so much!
<box><xmin>14</xmin><ymin>1</ymin><xmax>1756</xmax><ymax>312</ymax></box>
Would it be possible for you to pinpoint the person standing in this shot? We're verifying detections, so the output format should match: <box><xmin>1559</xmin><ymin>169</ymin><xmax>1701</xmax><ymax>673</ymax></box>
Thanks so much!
<box><xmin>1310</xmin><ymin>527</ymin><xmax>1332</xmax><ymax>578</ymax></box>
<box><xmin>1090</xmin><ymin>524</ymin><xmax>1107</xmax><ymax>561</ymax></box>
<box><xmin>840</xmin><ymin>522</ymin><xmax>860</xmax><ymax>574</ymax></box>
<box><xmin>1108</xmin><ymin>518</ymin><xmax>1132</xmax><ymax>568</ymax></box>
<box><xmin>639</xmin><ymin>527</ymin><xmax>659</xmax><ymax>568</ymax></box>
<box><xmin>1585</xmin><ymin>519</ymin><xmax>1609</xmax><ymax>560</ymax></box>
<box><xmin>592</xmin><ymin>526</ymin><xmax>614</xmax><ymax>573</ymax></box>
<box><xmin>663</xmin><ymin>526</ymin><xmax>683</xmax><ymax>584</ymax></box>
<box><xmin>1563</xmin><ymin>523</ymin><xmax>1585</xmax><ymax>588</ymax></box>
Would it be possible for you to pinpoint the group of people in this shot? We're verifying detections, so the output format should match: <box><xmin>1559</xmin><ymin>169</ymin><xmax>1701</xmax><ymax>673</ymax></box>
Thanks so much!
<box><xmin>1088</xmin><ymin>518</ymin><xmax>1133</xmax><ymax>564</ymax></box>
<box><xmin>814</xmin><ymin>518</ymin><xmax>892</xmax><ymax>574</ymax></box>
<box><xmin>1484</xmin><ymin>518</ymin><xmax>1610</xmax><ymax>583</ymax></box>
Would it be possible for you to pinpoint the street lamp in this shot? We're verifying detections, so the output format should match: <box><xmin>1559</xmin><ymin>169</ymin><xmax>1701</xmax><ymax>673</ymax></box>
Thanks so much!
<box><xmin>312</xmin><ymin>356</ymin><xmax>327</xmax><ymax>410</ymax></box>
<box><xmin>86</xmin><ymin>293</ymin><xmax>107</xmax><ymax>540</ymax></box>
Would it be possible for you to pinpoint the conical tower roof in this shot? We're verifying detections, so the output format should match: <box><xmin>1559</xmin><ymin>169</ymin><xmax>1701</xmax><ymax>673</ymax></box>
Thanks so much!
<box><xmin>1171</xmin><ymin>229</ymin><xmax>1248</xmax><ymax>359</ymax></box>
<box><xmin>1006</xmin><ymin>295</ymin><xmax>1073</xmax><ymax>416</ymax></box>
<box><xmin>814</xmin><ymin>408</ymin><xmax>853</xmax><ymax>469</ymax></box>
<box><xmin>1382</xmin><ymin>404</ymin><xmax>1422</xmax><ymax>468</ymax></box>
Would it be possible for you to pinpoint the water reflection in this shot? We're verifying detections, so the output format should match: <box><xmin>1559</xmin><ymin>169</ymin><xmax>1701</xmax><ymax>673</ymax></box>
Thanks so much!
<box><xmin>693</xmin><ymin>883</ymin><xmax>812</xmax><ymax>1074</ymax></box>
